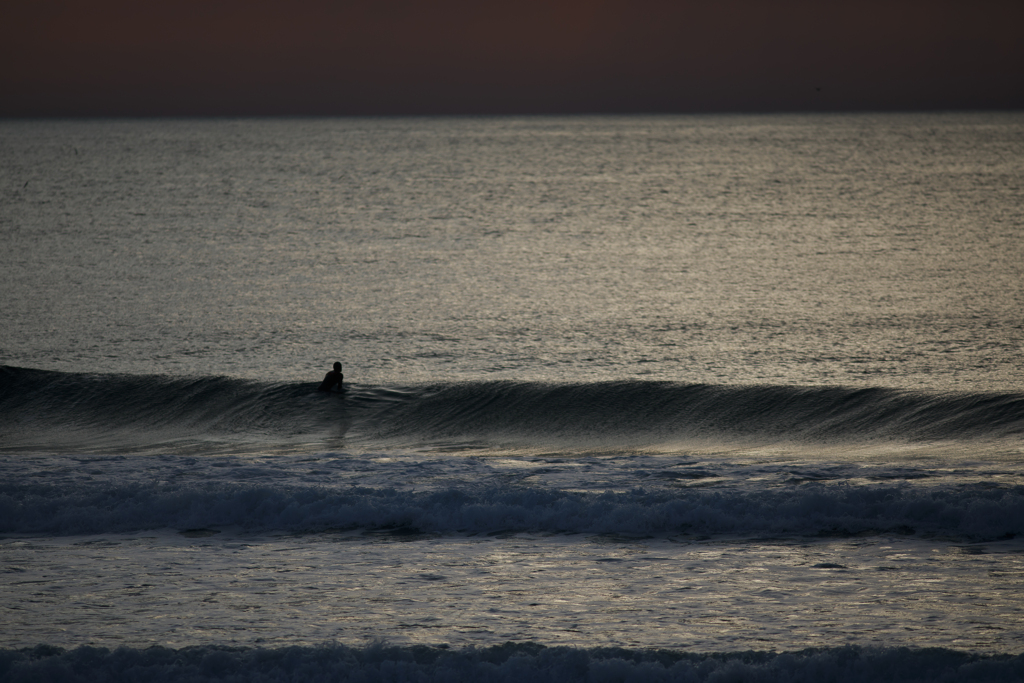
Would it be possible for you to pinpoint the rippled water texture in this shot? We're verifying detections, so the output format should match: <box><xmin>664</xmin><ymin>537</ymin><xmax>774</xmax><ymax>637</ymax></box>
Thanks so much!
<box><xmin>3</xmin><ymin>114</ymin><xmax>1024</xmax><ymax>679</ymax></box>
<box><xmin>2</xmin><ymin>114</ymin><xmax>1022</xmax><ymax>388</ymax></box>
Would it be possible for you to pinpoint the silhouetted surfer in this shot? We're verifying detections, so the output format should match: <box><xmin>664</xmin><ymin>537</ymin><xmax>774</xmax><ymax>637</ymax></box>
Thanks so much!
<box><xmin>318</xmin><ymin>362</ymin><xmax>344</xmax><ymax>392</ymax></box>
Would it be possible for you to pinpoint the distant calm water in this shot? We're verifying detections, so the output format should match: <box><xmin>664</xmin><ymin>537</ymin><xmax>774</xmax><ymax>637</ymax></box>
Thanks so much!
<box><xmin>2</xmin><ymin>114</ymin><xmax>1024</xmax><ymax>681</ymax></box>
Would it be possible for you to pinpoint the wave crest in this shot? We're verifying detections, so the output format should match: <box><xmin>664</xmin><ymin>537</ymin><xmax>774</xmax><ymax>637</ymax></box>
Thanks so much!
<box><xmin>3</xmin><ymin>642</ymin><xmax>1022</xmax><ymax>682</ymax></box>
<box><xmin>3</xmin><ymin>481</ymin><xmax>1022</xmax><ymax>539</ymax></box>
<box><xmin>3</xmin><ymin>367</ymin><xmax>1023</xmax><ymax>448</ymax></box>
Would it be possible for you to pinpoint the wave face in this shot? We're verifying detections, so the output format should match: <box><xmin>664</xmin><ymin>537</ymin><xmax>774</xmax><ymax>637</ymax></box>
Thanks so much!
<box><xmin>2</xmin><ymin>643</ymin><xmax>1023</xmax><ymax>683</ymax></box>
<box><xmin>3</xmin><ymin>367</ymin><xmax>1024</xmax><ymax>449</ymax></box>
<box><xmin>366</xmin><ymin>380</ymin><xmax>1024</xmax><ymax>443</ymax></box>
<box><xmin>3</xmin><ymin>481</ymin><xmax>1022</xmax><ymax>539</ymax></box>
<box><xmin>0</xmin><ymin>366</ymin><xmax>344</xmax><ymax>448</ymax></box>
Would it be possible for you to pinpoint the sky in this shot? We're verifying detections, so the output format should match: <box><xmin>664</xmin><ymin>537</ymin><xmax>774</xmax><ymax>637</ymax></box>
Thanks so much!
<box><xmin>2</xmin><ymin>0</ymin><xmax>1023</xmax><ymax>117</ymax></box>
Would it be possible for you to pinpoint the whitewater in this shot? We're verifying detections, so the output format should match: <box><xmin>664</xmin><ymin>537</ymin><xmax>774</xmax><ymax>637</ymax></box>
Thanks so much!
<box><xmin>2</xmin><ymin>113</ymin><xmax>1024</xmax><ymax>681</ymax></box>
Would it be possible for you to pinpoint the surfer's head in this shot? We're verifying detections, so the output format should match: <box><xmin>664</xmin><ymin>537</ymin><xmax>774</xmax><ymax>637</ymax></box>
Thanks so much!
<box><xmin>333</xmin><ymin>362</ymin><xmax>342</xmax><ymax>372</ymax></box>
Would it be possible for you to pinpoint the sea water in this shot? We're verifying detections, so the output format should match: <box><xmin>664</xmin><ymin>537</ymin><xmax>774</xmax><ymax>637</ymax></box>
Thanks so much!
<box><xmin>2</xmin><ymin>114</ymin><xmax>1024</xmax><ymax>681</ymax></box>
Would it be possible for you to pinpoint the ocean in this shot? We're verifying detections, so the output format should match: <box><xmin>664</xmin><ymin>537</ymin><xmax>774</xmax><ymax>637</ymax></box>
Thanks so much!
<box><xmin>2</xmin><ymin>113</ymin><xmax>1024</xmax><ymax>681</ymax></box>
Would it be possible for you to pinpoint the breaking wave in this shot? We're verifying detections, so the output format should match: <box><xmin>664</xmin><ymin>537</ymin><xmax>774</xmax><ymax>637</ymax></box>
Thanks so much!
<box><xmin>3</xmin><ymin>366</ymin><xmax>1023</xmax><ymax>449</ymax></box>
<box><xmin>2</xmin><ymin>642</ymin><xmax>1023</xmax><ymax>683</ymax></box>
<box><xmin>3</xmin><ymin>480</ymin><xmax>1022</xmax><ymax>539</ymax></box>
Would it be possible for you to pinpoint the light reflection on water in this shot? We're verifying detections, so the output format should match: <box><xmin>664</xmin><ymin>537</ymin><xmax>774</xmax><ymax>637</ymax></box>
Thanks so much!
<box><xmin>2</xmin><ymin>531</ymin><xmax>1022</xmax><ymax>653</ymax></box>
<box><xmin>2</xmin><ymin>114</ymin><xmax>1023</xmax><ymax>658</ymax></box>
<box><xmin>2</xmin><ymin>113</ymin><xmax>1022</xmax><ymax>389</ymax></box>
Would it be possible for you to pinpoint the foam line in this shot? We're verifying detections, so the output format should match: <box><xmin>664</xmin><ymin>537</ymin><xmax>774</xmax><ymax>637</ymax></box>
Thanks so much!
<box><xmin>3</xmin><ymin>481</ymin><xmax>1021</xmax><ymax>539</ymax></box>
<box><xmin>2</xmin><ymin>643</ymin><xmax>1023</xmax><ymax>683</ymax></box>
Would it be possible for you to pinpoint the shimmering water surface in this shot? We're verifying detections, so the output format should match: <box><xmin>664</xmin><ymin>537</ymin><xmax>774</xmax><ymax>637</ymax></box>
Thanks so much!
<box><xmin>3</xmin><ymin>114</ymin><xmax>1022</xmax><ymax>387</ymax></box>
<box><xmin>2</xmin><ymin>114</ymin><xmax>1024</xmax><ymax>680</ymax></box>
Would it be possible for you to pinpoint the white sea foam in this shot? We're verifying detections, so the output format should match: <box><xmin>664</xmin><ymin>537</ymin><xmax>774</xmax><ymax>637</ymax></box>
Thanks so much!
<box><xmin>3</xmin><ymin>115</ymin><xmax>1024</xmax><ymax>660</ymax></box>
<box><xmin>3</xmin><ymin>643</ymin><xmax>1022</xmax><ymax>683</ymax></box>
<box><xmin>3</xmin><ymin>480</ymin><xmax>1022</xmax><ymax>539</ymax></box>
